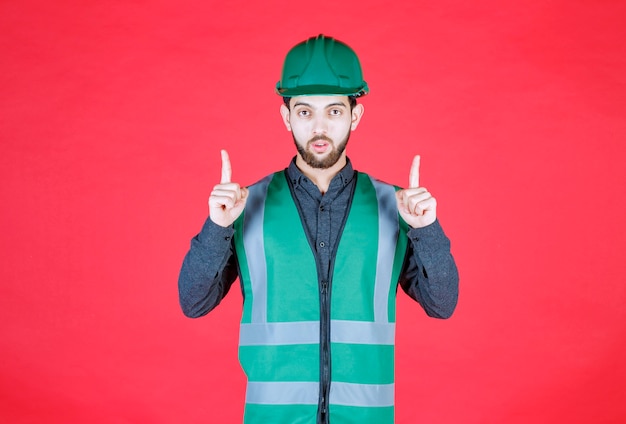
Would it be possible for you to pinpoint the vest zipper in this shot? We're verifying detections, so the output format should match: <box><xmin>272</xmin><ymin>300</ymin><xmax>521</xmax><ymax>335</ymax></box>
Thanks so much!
<box><xmin>319</xmin><ymin>279</ymin><xmax>330</xmax><ymax>424</ymax></box>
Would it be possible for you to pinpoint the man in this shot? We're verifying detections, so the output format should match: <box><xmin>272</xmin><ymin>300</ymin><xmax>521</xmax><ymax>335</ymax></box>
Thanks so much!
<box><xmin>178</xmin><ymin>34</ymin><xmax>459</xmax><ymax>424</ymax></box>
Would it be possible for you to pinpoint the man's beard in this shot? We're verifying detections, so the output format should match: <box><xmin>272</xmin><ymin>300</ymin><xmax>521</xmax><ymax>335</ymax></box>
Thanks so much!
<box><xmin>294</xmin><ymin>132</ymin><xmax>350</xmax><ymax>169</ymax></box>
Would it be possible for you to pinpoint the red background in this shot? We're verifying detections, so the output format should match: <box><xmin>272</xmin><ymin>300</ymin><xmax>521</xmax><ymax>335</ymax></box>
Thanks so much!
<box><xmin>2</xmin><ymin>1</ymin><xmax>625</xmax><ymax>423</ymax></box>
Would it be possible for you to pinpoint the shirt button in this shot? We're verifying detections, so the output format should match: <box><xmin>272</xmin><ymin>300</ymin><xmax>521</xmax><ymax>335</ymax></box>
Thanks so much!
<box><xmin>319</xmin><ymin>241</ymin><xmax>325</xmax><ymax>248</ymax></box>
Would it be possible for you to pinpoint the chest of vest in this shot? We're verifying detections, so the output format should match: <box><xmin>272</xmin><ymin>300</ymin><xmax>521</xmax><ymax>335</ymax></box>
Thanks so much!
<box><xmin>234</xmin><ymin>171</ymin><xmax>408</xmax><ymax>424</ymax></box>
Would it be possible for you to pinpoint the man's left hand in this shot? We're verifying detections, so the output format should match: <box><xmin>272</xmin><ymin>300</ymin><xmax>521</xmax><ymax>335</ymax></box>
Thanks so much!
<box><xmin>396</xmin><ymin>155</ymin><xmax>437</xmax><ymax>228</ymax></box>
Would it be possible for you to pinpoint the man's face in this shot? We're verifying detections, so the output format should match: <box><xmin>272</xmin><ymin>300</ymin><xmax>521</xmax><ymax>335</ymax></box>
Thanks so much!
<box><xmin>280</xmin><ymin>95</ymin><xmax>364</xmax><ymax>169</ymax></box>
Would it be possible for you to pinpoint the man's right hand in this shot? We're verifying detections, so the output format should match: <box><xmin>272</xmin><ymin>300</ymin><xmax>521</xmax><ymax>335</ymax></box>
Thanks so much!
<box><xmin>208</xmin><ymin>150</ymin><xmax>248</xmax><ymax>227</ymax></box>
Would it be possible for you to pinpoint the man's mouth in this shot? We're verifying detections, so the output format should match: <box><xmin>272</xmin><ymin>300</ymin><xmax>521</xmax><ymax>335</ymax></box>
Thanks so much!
<box><xmin>312</xmin><ymin>141</ymin><xmax>329</xmax><ymax>153</ymax></box>
<box><xmin>309</xmin><ymin>137</ymin><xmax>332</xmax><ymax>153</ymax></box>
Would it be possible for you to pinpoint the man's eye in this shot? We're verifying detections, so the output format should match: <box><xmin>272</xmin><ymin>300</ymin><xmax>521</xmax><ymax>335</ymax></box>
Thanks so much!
<box><xmin>298</xmin><ymin>110</ymin><xmax>310</xmax><ymax>117</ymax></box>
<box><xmin>329</xmin><ymin>109</ymin><xmax>341</xmax><ymax>116</ymax></box>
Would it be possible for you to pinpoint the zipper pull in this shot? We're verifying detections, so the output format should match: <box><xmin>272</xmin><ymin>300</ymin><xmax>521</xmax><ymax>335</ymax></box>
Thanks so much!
<box><xmin>320</xmin><ymin>396</ymin><xmax>328</xmax><ymax>421</ymax></box>
<box><xmin>321</xmin><ymin>280</ymin><xmax>328</xmax><ymax>294</ymax></box>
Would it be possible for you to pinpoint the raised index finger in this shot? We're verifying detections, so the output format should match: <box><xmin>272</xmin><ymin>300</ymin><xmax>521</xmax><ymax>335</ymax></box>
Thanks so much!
<box><xmin>409</xmin><ymin>155</ymin><xmax>420</xmax><ymax>188</ymax></box>
<box><xmin>220</xmin><ymin>149</ymin><xmax>232</xmax><ymax>184</ymax></box>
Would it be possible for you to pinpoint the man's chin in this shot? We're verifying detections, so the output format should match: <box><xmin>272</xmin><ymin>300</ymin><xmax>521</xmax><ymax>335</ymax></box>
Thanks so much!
<box><xmin>306</xmin><ymin>153</ymin><xmax>342</xmax><ymax>169</ymax></box>
<box><xmin>294</xmin><ymin>134</ymin><xmax>349</xmax><ymax>170</ymax></box>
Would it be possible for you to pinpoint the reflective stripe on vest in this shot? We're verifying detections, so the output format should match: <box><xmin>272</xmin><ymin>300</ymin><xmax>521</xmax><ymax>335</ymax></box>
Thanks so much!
<box><xmin>234</xmin><ymin>171</ymin><xmax>408</xmax><ymax>424</ymax></box>
<box><xmin>246</xmin><ymin>381</ymin><xmax>395</xmax><ymax>407</ymax></box>
<box><xmin>239</xmin><ymin>320</ymin><xmax>395</xmax><ymax>346</ymax></box>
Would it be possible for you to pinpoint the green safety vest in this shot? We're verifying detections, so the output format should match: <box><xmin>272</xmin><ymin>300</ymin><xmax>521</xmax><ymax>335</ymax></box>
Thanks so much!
<box><xmin>233</xmin><ymin>170</ymin><xmax>409</xmax><ymax>424</ymax></box>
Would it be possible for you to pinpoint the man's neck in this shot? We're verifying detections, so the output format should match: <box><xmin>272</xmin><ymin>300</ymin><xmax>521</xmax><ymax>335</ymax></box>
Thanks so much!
<box><xmin>295</xmin><ymin>155</ymin><xmax>347</xmax><ymax>194</ymax></box>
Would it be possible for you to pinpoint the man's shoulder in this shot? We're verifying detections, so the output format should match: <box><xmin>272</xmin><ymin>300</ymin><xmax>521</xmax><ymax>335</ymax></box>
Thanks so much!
<box><xmin>249</xmin><ymin>170</ymin><xmax>285</xmax><ymax>188</ymax></box>
<box><xmin>356</xmin><ymin>171</ymin><xmax>399</xmax><ymax>190</ymax></box>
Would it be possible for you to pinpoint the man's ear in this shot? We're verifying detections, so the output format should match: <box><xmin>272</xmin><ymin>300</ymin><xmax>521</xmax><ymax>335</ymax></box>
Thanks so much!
<box><xmin>280</xmin><ymin>104</ymin><xmax>291</xmax><ymax>131</ymax></box>
<box><xmin>351</xmin><ymin>103</ymin><xmax>364</xmax><ymax>130</ymax></box>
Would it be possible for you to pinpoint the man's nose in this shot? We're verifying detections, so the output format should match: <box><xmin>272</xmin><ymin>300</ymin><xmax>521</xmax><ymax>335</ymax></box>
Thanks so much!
<box><xmin>312</xmin><ymin>116</ymin><xmax>328</xmax><ymax>134</ymax></box>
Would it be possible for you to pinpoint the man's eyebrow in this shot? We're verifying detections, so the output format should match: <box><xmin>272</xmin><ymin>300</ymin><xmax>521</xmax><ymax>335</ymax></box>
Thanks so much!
<box><xmin>292</xmin><ymin>102</ymin><xmax>348</xmax><ymax>108</ymax></box>
<box><xmin>325</xmin><ymin>102</ymin><xmax>348</xmax><ymax>109</ymax></box>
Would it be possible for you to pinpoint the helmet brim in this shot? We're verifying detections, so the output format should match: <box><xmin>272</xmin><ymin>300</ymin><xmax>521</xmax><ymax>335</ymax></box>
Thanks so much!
<box><xmin>275</xmin><ymin>82</ymin><xmax>369</xmax><ymax>98</ymax></box>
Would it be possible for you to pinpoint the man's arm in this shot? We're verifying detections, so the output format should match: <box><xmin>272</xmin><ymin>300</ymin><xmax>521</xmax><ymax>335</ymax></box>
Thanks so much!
<box><xmin>399</xmin><ymin>219</ymin><xmax>459</xmax><ymax>319</ymax></box>
<box><xmin>178</xmin><ymin>218</ymin><xmax>239</xmax><ymax>318</ymax></box>
<box><xmin>394</xmin><ymin>155</ymin><xmax>458</xmax><ymax>318</ymax></box>
<box><xmin>178</xmin><ymin>150</ymin><xmax>247</xmax><ymax>318</ymax></box>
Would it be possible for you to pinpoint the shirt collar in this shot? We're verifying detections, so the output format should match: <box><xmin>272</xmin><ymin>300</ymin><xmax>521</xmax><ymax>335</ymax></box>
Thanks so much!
<box><xmin>286</xmin><ymin>157</ymin><xmax>355</xmax><ymax>189</ymax></box>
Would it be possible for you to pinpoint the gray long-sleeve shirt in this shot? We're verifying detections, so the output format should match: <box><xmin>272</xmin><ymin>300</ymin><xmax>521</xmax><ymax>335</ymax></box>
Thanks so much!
<box><xmin>178</xmin><ymin>158</ymin><xmax>459</xmax><ymax>319</ymax></box>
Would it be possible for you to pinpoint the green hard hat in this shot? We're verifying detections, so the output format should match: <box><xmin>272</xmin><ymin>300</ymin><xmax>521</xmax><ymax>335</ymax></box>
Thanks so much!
<box><xmin>276</xmin><ymin>34</ymin><xmax>369</xmax><ymax>97</ymax></box>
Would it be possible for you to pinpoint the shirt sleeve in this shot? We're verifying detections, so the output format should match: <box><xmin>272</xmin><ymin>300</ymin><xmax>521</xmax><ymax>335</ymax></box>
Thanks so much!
<box><xmin>178</xmin><ymin>217</ymin><xmax>239</xmax><ymax>318</ymax></box>
<box><xmin>398</xmin><ymin>219</ymin><xmax>459</xmax><ymax>319</ymax></box>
